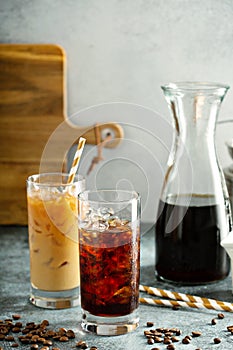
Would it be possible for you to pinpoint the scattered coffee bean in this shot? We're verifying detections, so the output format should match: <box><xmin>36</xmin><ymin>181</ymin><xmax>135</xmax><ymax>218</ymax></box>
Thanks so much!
<box><xmin>165</xmin><ymin>332</ymin><xmax>173</xmax><ymax>337</ymax></box>
<box><xmin>66</xmin><ymin>329</ymin><xmax>75</xmax><ymax>338</ymax></box>
<box><xmin>214</xmin><ymin>337</ymin><xmax>221</xmax><ymax>344</ymax></box>
<box><xmin>11</xmin><ymin>344</ymin><xmax>19</xmax><ymax>348</ymax></box>
<box><xmin>192</xmin><ymin>331</ymin><xmax>202</xmax><ymax>337</ymax></box>
<box><xmin>148</xmin><ymin>337</ymin><xmax>155</xmax><ymax>344</ymax></box>
<box><xmin>172</xmin><ymin>305</ymin><xmax>180</xmax><ymax>311</ymax></box>
<box><xmin>218</xmin><ymin>313</ymin><xmax>224</xmax><ymax>319</ymax></box>
<box><xmin>211</xmin><ymin>318</ymin><xmax>217</xmax><ymax>325</ymax></box>
<box><xmin>174</xmin><ymin>329</ymin><xmax>182</xmax><ymax>336</ymax></box>
<box><xmin>12</xmin><ymin>327</ymin><xmax>21</xmax><ymax>333</ymax></box>
<box><xmin>154</xmin><ymin>336</ymin><xmax>162</xmax><ymax>343</ymax></box>
<box><xmin>151</xmin><ymin>348</ymin><xmax>160</xmax><ymax>350</ymax></box>
<box><xmin>90</xmin><ymin>347</ymin><xmax>98</xmax><ymax>350</ymax></box>
<box><xmin>41</xmin><ymin>320</ymin><xmax>49</xmax><ymax>327</ymax></box>
<box><xmin>51</xmin><ymin>348</ymin><xmax>61</xmax><ymax>350</ymax></box>
<box><xmin>171</xmin><ymin>336</ymin><xmax>179</xmax><ymax>342</ymax></box>
<box><xmin>76</xmin><ymin>340</ymin><xmax>88</xmax><ymax>349</ymax></box>
<box><xmin>12</xmin><ymin>315</ymin><xmax>21</xmax><ymax>320</ymax></box>
<box><xmin>31</xmin><ymin>345</ymin><xmax>39</xmax><ymax>349</ymax></box>
<box><xmin>14</xmin><ymin>322</ymin><xmax>22</xmax><ymax>328</ymax></box>
<box><xmin>146</xmin><ymin>321</ymin><xmax>154</xmax><ymax>327</ymax></box>
<box><xmin>163</xmin><ymin>337</ymin><xmax>172</xmax><ymax>344</ymax></box>
<box><xmin>59</xmin><ymin>335</ymin><xmax>69</xmax><ymax>342</ymax></box>
<box><xmin>5</xmin><ymin>335</ymin><xmax>15</xmax><ymax>341</ymax></box>
<box><xmin>167</xmin><ymin>345</ymin><xmax>175</xmax><ymax>350</ymax></box>
<box><xmin>40</xmin><ymin>347</ymin><xmax>49</xmax><ymax>350</ymax></box>
<box><xmin>182</xmin><ymin>337</ymin><xmax>190</xmax><ymax>344</ymax></box>
<box><xmin>44</xmin><ymin>339</ymin><xmax>53</xmax><ymax>346</ymax></box>
<box><xmin>185</xmin><ymin>335</ymin><xmax>192</xmax><ymax>340</ymax></box>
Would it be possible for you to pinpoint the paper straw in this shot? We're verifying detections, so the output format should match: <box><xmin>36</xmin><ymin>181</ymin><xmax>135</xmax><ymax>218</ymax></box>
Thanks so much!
<box><xmin>139</xmin><ymin>284</ymin><xmax>233</xmax><ymax>312</ymax></box>
<box><xmin>139</xmin><ymin>297</ymin><xmax>233</xmax><ymax>312</ymax></box>
<box><xmin>67</xmin><ymin>137</ymin><xmax>86</xmax><ymax>184</ymax></box>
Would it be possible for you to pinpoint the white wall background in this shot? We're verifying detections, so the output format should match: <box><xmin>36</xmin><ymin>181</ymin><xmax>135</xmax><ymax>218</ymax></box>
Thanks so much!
<box><xmin>1</xmin><ymin>0</ymin><xmax>233</xmax><ymax>226</ymax></box>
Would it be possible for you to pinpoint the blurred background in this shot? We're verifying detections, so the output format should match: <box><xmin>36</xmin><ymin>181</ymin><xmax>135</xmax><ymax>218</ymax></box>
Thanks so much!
<box><xmin>1</xmin><ymin>0</ymin><xmax>233</xmax><ymax>225</ymax></box>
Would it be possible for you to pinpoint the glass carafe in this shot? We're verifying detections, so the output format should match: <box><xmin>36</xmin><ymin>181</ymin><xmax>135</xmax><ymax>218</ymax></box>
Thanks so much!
<box><xmin>155</xmin><ymin>82</ymin><xmax>232</xmax><ymax>284</ymax></box>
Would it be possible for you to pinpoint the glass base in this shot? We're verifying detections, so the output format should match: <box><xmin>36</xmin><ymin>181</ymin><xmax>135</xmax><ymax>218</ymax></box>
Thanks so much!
<box><xmin>81</xmin><ymin>309</ymin><xmax>139</xmax><ymax>336</ymax></box>
<box><xmin>30</xmin><ymin>286</ymin><xmax>80</xmax><ymax>309</ymax></box>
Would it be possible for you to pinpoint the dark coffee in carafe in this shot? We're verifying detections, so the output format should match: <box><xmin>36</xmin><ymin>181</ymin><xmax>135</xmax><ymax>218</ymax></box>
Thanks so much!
<box><xmin>155</xmin><ymin>196</ymin><xmax>230</xmax><ymax>283</ymax></box>
<box><xmin>155</xmin><ymin>82</ymin><xmax>232</xmax><ymax>284</ymax></box>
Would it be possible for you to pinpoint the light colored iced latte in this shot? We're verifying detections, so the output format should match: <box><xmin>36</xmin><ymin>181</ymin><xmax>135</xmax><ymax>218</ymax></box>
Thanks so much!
<box><xmin>27</xmin><ymin>173</ymin><xmax>85</xmax><ymax>307</ymax></box>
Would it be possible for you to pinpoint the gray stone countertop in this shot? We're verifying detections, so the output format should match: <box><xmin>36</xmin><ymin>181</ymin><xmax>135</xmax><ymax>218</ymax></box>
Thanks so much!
<box><xmin>1</xmin><ymin>224</ymin><xmax>233</xmax><ymax>349</ymax></box>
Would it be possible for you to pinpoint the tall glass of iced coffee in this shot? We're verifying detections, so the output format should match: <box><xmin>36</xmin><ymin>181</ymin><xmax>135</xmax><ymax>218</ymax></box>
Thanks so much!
<box><xmin>27</xmin><ymin>173</ymin><xmax>85</xmax><ymax>309</ymax></box>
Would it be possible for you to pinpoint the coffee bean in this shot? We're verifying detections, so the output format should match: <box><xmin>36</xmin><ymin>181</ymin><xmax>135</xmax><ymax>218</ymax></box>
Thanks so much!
<box><xmin>151</xmin><ymin>348</ymin><xmax>160</xmax><ymax>350</ymax></box>
<box><xmin>147</xmin><ymin>337</ymin><xmax>155</xmax><ymax>344</ymax></box>
<box><xmin>90</xmin><ymin>347</ymin><xmax>98</xmax><ymax>350</ymax></box>
<box><xmin>163</xmin><ymin>337</ymin><xmax>172</xmax><ymax>344</ymax></box>
<box><xmin>37</xmin><ymin>337</ymin><xmax>46</xmax><ymax>343</ymax></box>
<box><xmin>76</xmin><ymin>340</ymin><xmax>88</xmax><ymax>349</ymax></box>
<box><xmin>43</xmin><ymin>339</ymin><xmax>53</xmax><ymax>346</ymax></box>
<box><xmin>192</xmin><ymin>331</ymin><xmax>202</xmax><ymax>337</ymax></box>
<box><xmin>59</xmin><ymin>336</ymin><xmax>69</xmax><ymax>342</ymax></box>
<box><xmin>46</xmin><ymin>330</ymin><xmax>56</xmax><ymax>337</ymax></box>
<box><xmin>12</xmin><ymin>327</ymin><xmax>21</xmax><ymax>333</ymax></box>
<box><xmin>66</xmin><ymin>329</ymin><xmax>75</xmax><ymax>338</ymax></box>
<box><xmin>52</xmin><ymin>348</ymin><xmax>61</xmax><ymax>350</ymax></box>
<box><xmin>40</xmin><ymin>320</ymin><xmax>49</xmax><ymax>327</ymax></box>
<box><xmin>154</xmin><ymin>336</ymin><xmax>162</xmax><ymax>343</ymax></box>
<box><xmin>214</xmin><ymin>337</ymin><xmax>221</xmax><ymax>344</ymax></box>
<box><xmin>227</xmin><ymin>325</ymin><xmax>233</xmax><ymax>333</ymax></box>
<box><xmin>5</xmin><ymin>335</ymin><xmax>15</xmax><ymax>341</ymax></box>
<box><xmin>211</xmin><ymin>318</ymin><xmax>217</xmax><ymax>325</ymax></box>
<box><xmin>31</xmin><ymin>345</ymin><xmax>39</xmax><ymax>350</ymax></box>
<box><xmin>40</xmin><ymin>347</ymin><xmax>49</xmax><ymax>350</ymax></box>
<box><xmin>20</xmin><ymin>338</ymin><xmax>30</xmax><ymax>344</ymax></box>
<box><xmin>165</xmin><ymin>332</ymin><xmax>173</xmax><ymax>337</ymax></box>
<box><xmin>175</xmin><ymin>329</ymin><xmax>182</xmax><ymax>336</ymax></box>
<box><xmin>14</xmin><ymin>322</ymin><xmax>22</xmax><ymax>328</ymax></box>
<box><xmin>171</xmin><ymin>336</ymin><xmax>179</xmax><ymax>342</ymax></box>
<box><xmin>12</xmin><ymin>315</ymin><xmax>21</xmax><ymax>320</ymax></box>
<box><xmin>154</xmin><ymin>332</ymin><xmax>163</xmax><ymax>337</ymax></box>
<box><xmin>0</xmin><ymin>334</ymin><xmax>5</xmax><ymax>340</ymax></box>
<box><xmin>11</xmin><ymin>344</ymin><xmax>19</xmax><ymax>348</ymax></box>
<box><xmin>182</xmin><ymin>337</ymin><xmax>190</xmax><ymax>344</ymax></box>
<box><xmin>167</xmin><ymin>345</ymin><xmax>175</xmax><ymax>350</ymax></box>
<box><xmin>147</xmin><ymin>321</ymin><xmax>154</xmax><ymax>327</ymax></box>
<box><xmin>218</xmin><ymin>313</ymin><xmax>224</xmax><ymax>319</ymax></box>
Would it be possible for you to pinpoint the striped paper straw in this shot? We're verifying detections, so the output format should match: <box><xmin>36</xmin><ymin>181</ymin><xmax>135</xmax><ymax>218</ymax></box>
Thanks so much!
<box><xmin>67</xmin><ymin>137</ymin><xmax>86</xmax><ymax>184</ymax></box>
<box><xmin>139</xmin><ymin>284</ymin><xmax>233</xmax><ymax>312</ymax></box>
<box><xmin>139</xmin><ymin>297</ymin><xmax>233</xmax><ymax>312</ymax></box>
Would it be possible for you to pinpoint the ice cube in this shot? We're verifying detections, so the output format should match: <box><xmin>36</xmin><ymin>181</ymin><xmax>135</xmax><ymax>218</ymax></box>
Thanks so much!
<box><xmin>93</xmin><ymin>220</ymin><xmax>109</xmax><ymax>232</ymax></box>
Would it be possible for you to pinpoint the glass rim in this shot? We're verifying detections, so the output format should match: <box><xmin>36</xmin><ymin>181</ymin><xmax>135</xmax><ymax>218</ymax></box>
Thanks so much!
<box><xmin>161</xmin><ymin>81</ymin><xmax>230</xmax><ymax>92</ymax></box>
<box><xmin>78</xmin><ymin>189</ymin><xmax>140</xmax><ymax>204</ymax></box>
<box><xmin>27</xmin><ymin>172</ymin><xmax>85</xmax><ymax>187</ymax></box>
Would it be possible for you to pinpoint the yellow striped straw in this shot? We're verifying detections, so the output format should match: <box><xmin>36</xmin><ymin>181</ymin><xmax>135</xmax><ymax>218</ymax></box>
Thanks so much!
<box><xmin>67</xmin><ymin>137</ymin><xmax>86</xmax><ymax>184</ymax></box>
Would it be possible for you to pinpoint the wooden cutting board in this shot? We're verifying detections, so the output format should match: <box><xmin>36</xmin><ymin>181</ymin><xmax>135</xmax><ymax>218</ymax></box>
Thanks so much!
<box><xmin>0</xmin><ymin>44</ymin><xmax>123</xmax><ymax>225</ymax></box>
